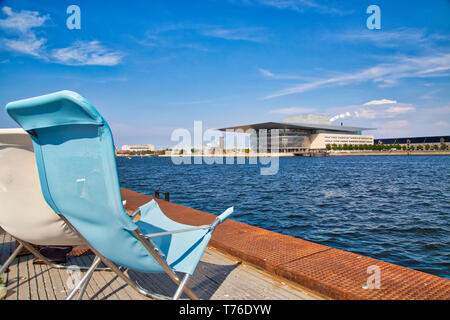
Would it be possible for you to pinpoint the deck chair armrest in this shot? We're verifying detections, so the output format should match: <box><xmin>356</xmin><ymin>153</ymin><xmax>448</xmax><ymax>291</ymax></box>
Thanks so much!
<box><xmin>143</xmin><ymin>225</ymin><xmax>211</xmax><ymax>238</ymax></box>
<box><xmin>130</xmin><ymin>208</ymin><xmax>140</xmax><ymax>218</ymax></box>
<box><xmin>141</xmin><ymin>206</ymin><xmax>234</xmax><ymax>238</ymax></box>
<box><xmin>210</xmin><ymin>207</ymin><xmax>234</xmax><ymax>230</ymax></box>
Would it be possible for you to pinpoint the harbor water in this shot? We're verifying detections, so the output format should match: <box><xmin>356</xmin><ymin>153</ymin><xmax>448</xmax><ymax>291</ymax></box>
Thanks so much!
<box><xmin>117</xmin><ymin>155</ymin><xmax>450</xmax><ymax>278</ymax></box>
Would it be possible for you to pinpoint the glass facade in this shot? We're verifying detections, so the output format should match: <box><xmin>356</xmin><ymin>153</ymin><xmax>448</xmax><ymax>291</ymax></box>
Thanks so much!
<box><xmin>256</xmin><ymin>128</ymin><xmax>312</xmax><ymax>152</ymax></box>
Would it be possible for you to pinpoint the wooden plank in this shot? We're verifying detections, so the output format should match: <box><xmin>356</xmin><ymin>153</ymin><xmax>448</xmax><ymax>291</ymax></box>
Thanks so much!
<box><xmin>47</xmin><ymin>265</ymin><xmax>67</xmax><ymax>299</ymax></box>
<box><xmin>32</xmin><ymin>261</ymin><xmax>48</xmax><ymax>300</ymax></box>
<box><xmin>26</xmin><ymin>254</ymin><xmax>38</xmax><ymax>299</ymax></box>
<box><xmin>39</xmin><ymin>264</ymin><xmax>56</xmax><ymax>300</ymax></box>
<box><xmin>90</xmin><ymin>262</ymin><xmax>121</xmax><ymax>300</ymax></box>
<box><xmin>105</xmin><ymin>269</ymin><xmax>133</xmax><ymax>300</ymax></box>
<box><xmin>17</xmin><ymin>255</ymin><xmax>30</xmax><ymax>300</ymax></box>
<box><xmin>56</xmin><ymin>257</ymin><xmax>73</xmax><ymax>299</ymax></box>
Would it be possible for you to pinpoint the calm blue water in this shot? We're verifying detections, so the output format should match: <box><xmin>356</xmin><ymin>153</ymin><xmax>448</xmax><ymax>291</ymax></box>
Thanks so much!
<box><xmin>117</xmin><ymin>155</ymin><xmax>450</xmax><ymax>279</ymax></box>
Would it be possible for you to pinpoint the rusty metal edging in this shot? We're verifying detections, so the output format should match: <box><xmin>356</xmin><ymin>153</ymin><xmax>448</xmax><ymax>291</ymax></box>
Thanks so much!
<box><xmin>120</xmin><ymin>188</ymin><xmax>450</xmax><ymax>300</ymax></box>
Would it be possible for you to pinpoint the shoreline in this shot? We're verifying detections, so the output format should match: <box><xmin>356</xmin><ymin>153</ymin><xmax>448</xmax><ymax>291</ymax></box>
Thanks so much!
<box><xmin>329</xmin><ymin>151</ymin><xmax>450</xmax><ymax>156</ymax></box>
<box><xmin>117</xmin><ymin>151</ymin><xmax>450</xmax><ymax>158</ymax></box>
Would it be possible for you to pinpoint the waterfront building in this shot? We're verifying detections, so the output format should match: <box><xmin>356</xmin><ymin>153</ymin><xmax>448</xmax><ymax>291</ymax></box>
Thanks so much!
<box><xmin>115</xmin><ymin>150</ymin><xmax>130</xmax><ymax>156</ymax></box>
<box><xmin>121</xmin><ymin>144</ymin><xmax>155</xmax><ymax>152</ymax></box>
<box><xmin>219</xmin><ymin>114</ymin><xmax>375</xmax><ymax>153</ymax></box>
<box><xmin>374</xmin><ymin>136</ymin><xmax>450</xmax><ymax>149</ymax></box>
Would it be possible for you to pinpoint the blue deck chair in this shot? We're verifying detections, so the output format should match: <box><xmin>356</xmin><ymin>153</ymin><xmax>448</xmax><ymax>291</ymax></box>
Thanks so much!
<box><xmin>6</xmin><ymin>90</ymin><xmax>233</xmax><ymax>300</ymax></box>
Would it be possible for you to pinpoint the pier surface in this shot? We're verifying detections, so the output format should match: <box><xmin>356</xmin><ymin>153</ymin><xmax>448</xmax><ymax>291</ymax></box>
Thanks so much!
<box><xmin>0</xmin><ymin>227</ymin><xmax>319</xmax><ymax>300</ymax></box>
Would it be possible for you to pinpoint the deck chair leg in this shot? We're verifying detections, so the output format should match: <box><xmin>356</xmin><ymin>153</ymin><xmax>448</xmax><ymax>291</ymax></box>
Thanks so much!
<box><xmin>131</xmin><ymin>229</ymin><xmax>200</xmax><ymax>300</ymax></box>
<box><xmin>75</xmin><ymin>264</ymin><xmax>96</xmax><ymax>300</ymax></box>
<box><xmin>0</xmin><ymin>242</ymin><xmax>24</xmax><ymax>274</ymax></box>
<box><xmin>173</xmin><ymin>273</ymin><xmax>190</xmax><ymax>300</ymax></box>
<box><xmin>66</xmin><ymin>256</ymin><xmax>102</xmax><ymax>300</ymax></box>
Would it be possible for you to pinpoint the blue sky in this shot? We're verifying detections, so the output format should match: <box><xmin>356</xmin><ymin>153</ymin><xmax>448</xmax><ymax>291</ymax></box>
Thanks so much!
<box><xmin>0</xmin><ymin>0</ymin><xmax>449</xmax><ymax>149</ymax></box>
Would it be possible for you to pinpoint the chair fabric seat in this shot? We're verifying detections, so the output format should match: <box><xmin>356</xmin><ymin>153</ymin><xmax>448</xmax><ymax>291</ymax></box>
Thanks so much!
<box><xmin>136</xmin><ymin>200</ymin><xmax>212</xmax><ymax>275</ymax></box>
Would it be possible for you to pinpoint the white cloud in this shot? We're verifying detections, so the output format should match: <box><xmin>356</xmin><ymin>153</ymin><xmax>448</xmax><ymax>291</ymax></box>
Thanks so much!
<box><xmin>258</xmin><ymin>67</ymin><xmax>312</xmax><ymax>80</ymax></box>
<box><xmin>259</xmin><ymin>68</ymin><xmax>275</xmax><ymax>77</ymax></box>
<box><xmin>329</xmin><ymin>100</ymin><xmax>416</xmax><ymax>122</ymax></box>
<box><xmin>269</xmin><ymin>107</ymin><xmax>316</xmax><ymax>114</ymax></box>
<box><xmin>140</xmin><ymin>24</ymin><xmax>268</xmax><ymax>50</ymax></box>
<box><xmin>51</xmin><ymin>41</ymin><xmax>123</xmax><ymax>66</ymax></box>
<box><xmin>0</xmin><ymin>6</ymin><xmax>48</xmax><ymax>58</ymax></box>
<box><xmin>201</xmin><ymin>26</ymin><xmax>267</xmax><ymax>42</ymax></box>
<box><xmin>334</xmin><ymin>27</ymin><xmax>449</xmax><ymax>49</ymax></box>
<box><xmin>371</xmin><ymin>120</ymin><xmax>411</xmax><ymax>137</ymax></box>
<box><xmin>435</xmin><ymin>121</ymin><xmax>447</xmax><ymax>126</ymax></box>
<box><xmin>329</xmin><ymin>103</ymin><xmax>449</xmax><ymax>138</ymax></box>
<box><xmin>233</xmin><ymin>0</ymin><xmax>352</xmax><ymax>15</ymax></box>
<box><xmin>3</xmin><ymin>34</ymin><xmax>46</xmax><ymax>57</ymax></box>
<box><xmin>264</xmin><ymin>53</ymin><xmax>450</xmax><ymax>99</ymax></box>
<box><xmin>385</xmin><ymin>105</ymin><xmax>415</xmax><ymax>114</ymax></box>
<box><xmin>0</xmin><ymin>6</ymin><xmax>49</xmax><ymax>34</ymax></box>
<box><xmin>0</xmin><ymin>6</ymin><xmax>122</xmax><ymax>66</ymax></box>
<box><xmin>364</xmin><ymin>99</ymin><xmax>397</xmax><ymax>105</ymax></box>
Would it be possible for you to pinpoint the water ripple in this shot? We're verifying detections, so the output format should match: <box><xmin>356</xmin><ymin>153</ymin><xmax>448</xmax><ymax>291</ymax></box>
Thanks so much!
<box><xmin>117</xmin><ymin>155</ymin><xmax>450</xmax><ymax>278</ymax></box>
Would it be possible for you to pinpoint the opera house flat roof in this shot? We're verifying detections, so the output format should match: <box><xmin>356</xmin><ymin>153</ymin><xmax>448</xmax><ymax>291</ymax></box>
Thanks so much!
<box><xmin>218</xmin><ymin>121</ymin><xmax>375</xmax><ymax>133</ymax></box>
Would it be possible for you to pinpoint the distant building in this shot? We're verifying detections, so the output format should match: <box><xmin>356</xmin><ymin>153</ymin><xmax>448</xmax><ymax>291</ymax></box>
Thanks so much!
<box><xmin>115</xmin><ymin>150</ymin><xmax>130</xmax><ymax>156</ymax></box>
<box><xmin>219</xmin><ymin>114</ymin><xmax>375</xmax><ymax>152</ymax></box>
<box><xmin>121</xmin><ymin>144</ymin><xmax>155</xmax><ymax>152</ymax></box>
<box><xmin>374</xmin><ymin>136</ymin><xmax>450</xmax><ymax>147</ymax></box>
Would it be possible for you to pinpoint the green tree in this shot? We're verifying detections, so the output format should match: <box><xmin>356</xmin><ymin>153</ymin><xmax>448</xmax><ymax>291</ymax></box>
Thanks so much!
<box><xmin>326</xmin><ymin>144</ymin><xmax>332</xmax><ymax>150</ymax></box>
<box><xmin>425</xmin><ymin>144</ymin><xmax>430</xmax><ymax>150</ymax></box>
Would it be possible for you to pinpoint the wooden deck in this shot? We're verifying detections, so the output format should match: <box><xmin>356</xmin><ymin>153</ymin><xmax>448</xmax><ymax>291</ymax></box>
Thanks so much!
<box><xmin>0</xmin><ymin>230</ymin><xmax>320</xmax><ymax>300</ymax></box>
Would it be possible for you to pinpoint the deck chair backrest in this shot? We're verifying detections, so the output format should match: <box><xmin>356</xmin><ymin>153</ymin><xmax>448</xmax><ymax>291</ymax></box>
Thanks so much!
<box><xmin>0</xmin><ymin>128</ymin><xmax>82</xmax><ymax>245</ymax></box>
<box><xmin>6</xmin><ymin>91</ymin><xmax>165</xmax><ymax>272</ymax></box>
